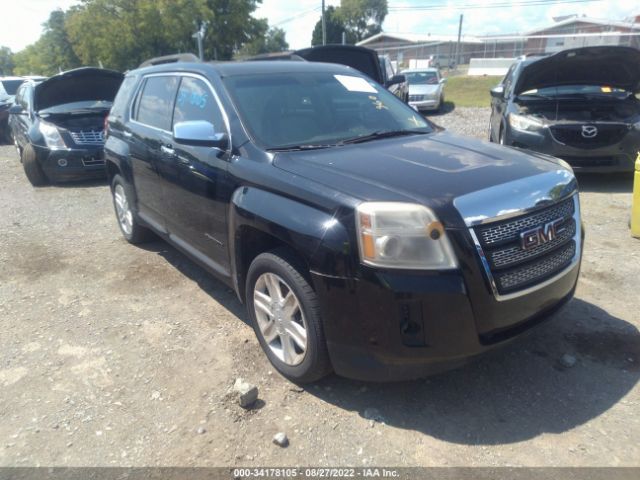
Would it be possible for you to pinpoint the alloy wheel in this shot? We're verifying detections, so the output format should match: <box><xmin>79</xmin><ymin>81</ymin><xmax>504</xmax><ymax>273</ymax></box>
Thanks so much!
<box><xmin>253</xmin><ymin>272</ymin><xmax>308</xmax><ymax>366</ymax></box>
<box><xmin>113</xmin><ymin>184</ymin><xmax>133</xmax><ymax>235</ymax></box>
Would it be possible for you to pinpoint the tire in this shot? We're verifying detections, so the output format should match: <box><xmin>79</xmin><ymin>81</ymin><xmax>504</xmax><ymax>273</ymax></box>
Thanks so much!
<box><xmin>499</xmin><ymin>127</ymin><xmax>506</xmax><ymax>145</ymax></box>
<box><xmin>111</xmin><ymin>174</ymin><xmax>154</xmax><ymax>244</ymax></box>
<box><xmin>246</xmin><ymin>249</ymin><xmax>332</xmax><ymax>383</ymax></box>
<box><xmin>21</xmin><ymin>145</ymin><xmax>48</xmax><ymax>186</ymax></box>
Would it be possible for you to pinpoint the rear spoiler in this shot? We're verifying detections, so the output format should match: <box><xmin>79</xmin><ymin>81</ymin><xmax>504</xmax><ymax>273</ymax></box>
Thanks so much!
<box><xmin>139</xmin><ymin>53</ymin><xmax>200</xmax><ymax>68</ymax></box>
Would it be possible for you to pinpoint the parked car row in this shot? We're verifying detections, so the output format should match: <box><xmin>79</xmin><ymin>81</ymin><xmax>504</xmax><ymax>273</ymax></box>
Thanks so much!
<box><xmin>7</xmin><ymin>45</ymin><xmax>638</xmax><ymax>383</ymax></box>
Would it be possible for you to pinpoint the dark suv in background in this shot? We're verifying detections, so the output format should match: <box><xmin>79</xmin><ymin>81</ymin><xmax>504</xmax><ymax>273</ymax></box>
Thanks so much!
<box><xmin>489</xmin><ymin>46</ymin><xmax>640</xmax><ymax>172</ymax></box>
<box><xmin>105</xmin><ymin>59</ymin><xmax>582</xmax><ymax>383</ymax></box>
<box><xmin>9</xmin><ymin>67</ymin><xmax>123</xmax><ymax>185</ymax></box>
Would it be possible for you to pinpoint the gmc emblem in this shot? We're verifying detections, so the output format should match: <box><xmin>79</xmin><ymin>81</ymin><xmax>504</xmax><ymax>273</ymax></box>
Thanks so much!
<box><xmin>520</xmin><ymin>218</ymin><xmax>564</xmax><ymax>250</ymax></box>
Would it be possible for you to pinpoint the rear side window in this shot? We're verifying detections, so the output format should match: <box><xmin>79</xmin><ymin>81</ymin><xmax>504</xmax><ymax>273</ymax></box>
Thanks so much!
<box><xmin>110</xmin><ymin>76</ymin><xmax>138</xmax><ymax>120</ymax></box>
<box><xmin>135</xmin><ymin>76</ymin><xmax>179</xmax><ymax>131</ymax></box>
<box><xmin>173</xmin><ymin>77</ymin><xmax>225</xmax><ymax>133</ymax></box>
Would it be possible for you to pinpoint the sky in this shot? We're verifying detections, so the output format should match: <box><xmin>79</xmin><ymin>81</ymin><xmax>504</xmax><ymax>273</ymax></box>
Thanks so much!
<box><xmin>2</xmin><ymin>0</ymin><xmax>639</xmax><ymax>53</ymax></box>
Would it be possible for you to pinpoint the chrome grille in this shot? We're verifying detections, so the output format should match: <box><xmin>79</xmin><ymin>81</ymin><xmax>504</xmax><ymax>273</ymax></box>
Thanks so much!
<box><xmin>70</xmin><ymin>129</ymin><xmax>105</xmax><ymax>146</ymax></box>
<box><xmin>488</xmin><ymin>219</ymin><xmax>576</xmax><ymax>269</ymax></box>
<box><xmin>477</xmin><ymin>197</ymin><xmax>574</xmax><ymax>246</ymax></box>
<box><xmin>495</xmin><ymin>242</ymin><xmax>576</xmax><ymax>293</ymax></box>
<box><xmin>472</xmin><ymin>196</ymin><xmax>579</xmax><ymax>296</ymax></box>
<box><xmin>409</xmin><ymin>95</ymin><xmax>425</xmax><ymax>102</ymax></box>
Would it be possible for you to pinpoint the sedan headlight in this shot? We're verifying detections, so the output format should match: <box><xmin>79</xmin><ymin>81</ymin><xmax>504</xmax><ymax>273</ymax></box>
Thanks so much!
<box><xmin>508</xmin><ymin>113</ymin><xmax>543</xmax><ymax>132</ymax></box>
<box><xmin>39</xmin><ymin>121</ymin><xmax>66</xmax><ymax>149</ymax></box>
<box><xmin>356</xmin><ymin>202</ymin><xmax>458</xmax><ymax>269</ymax></box>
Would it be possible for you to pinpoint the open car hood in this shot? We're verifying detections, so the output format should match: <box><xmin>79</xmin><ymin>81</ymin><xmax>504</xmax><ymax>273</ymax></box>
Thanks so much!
<box><xmin>514</xmin><ymin>46</ymin><xmax>640</xmax><ymax>95</ymax></box>
<box><xmin>293</xmin><ymin>45</ymin><xmax>384</xmax><ymax>85</ymax></box>
<box><xmin>34</xmin><ymin>67</ymin><xmax>123</xmax><ymax>112</ymax></box>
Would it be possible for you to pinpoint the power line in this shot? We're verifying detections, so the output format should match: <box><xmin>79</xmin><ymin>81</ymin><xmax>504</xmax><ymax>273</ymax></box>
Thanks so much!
<box><xmin>388</xmin><ymin>0</ymin><xmax>603</xmax><ymax>11</ymax></box>
<box><xmin>270</xmin><ymin>6</ymin><xmax>321</xmax><ymax>27</ymax></box>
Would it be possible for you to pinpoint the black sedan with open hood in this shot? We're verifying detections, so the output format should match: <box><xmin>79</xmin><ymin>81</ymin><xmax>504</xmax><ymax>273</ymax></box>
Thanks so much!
<box><xmin>9</xmin><ymin>67</ymin><xmax>123</xmax><ymax>185</ymax></box>
<box><xmin>489</xmin><ymin>46</ymin><xmax>640</xmax><ymax>172</ymax></box>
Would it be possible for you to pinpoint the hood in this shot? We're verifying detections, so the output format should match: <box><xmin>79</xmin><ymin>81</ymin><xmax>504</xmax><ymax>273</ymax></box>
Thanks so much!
<box><xmin>409</xmin><ymin>84</ymin><xmax>440</xmax><ymax>95</ymax></box>
<box><xmin>294</xmin><ymin>45</ymin><xmax>384</xmax><ymax>84</ymax></box>
<box><xmin>273</xmin><ymin>131</ymin><xmax>568</xmax><ymax>227</ymax></box>
<box><xmin>514</xmin><ymin>46</ymin><xmax>640</xmax><ymax>95</ymax></box>
<box><xmin>34</xmin><ymin>67</ymin><xmax>123</xmax><ymax>112</ymax></box>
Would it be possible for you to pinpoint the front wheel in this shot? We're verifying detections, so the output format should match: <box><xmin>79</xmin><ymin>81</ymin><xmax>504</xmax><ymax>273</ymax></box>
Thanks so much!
<box><xmin>246</xmin><ymin>249</ymin><xmax>332</xmax><ymax>383</ymax></box>
<box><xmin>21</xmin><ymin>144</ymin><xmax>48</xmax><ymax>186</ymax></box>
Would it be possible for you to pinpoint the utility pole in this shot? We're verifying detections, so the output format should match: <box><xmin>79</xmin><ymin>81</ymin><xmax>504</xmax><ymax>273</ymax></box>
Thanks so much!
<box><xmin>455</xmin><ymin>14</ymin><xmax>463</xmax><ymax>69</ymax></box>
<box><xmin>321</xmin><ymin>0</ymin><xmax>327</xmax><ymax>45</ymax></box>
<box><xmin>192</xmin><ymin>21</ymin><xmax>208</xmax><ymax>61</ymax></box>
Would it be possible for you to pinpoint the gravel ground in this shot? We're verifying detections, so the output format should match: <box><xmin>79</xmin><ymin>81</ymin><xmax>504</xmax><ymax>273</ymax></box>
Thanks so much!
<box><xmin>0</xmin><ymin>107</ymin><xmax>639</xmax><ymax>467</ymax></box>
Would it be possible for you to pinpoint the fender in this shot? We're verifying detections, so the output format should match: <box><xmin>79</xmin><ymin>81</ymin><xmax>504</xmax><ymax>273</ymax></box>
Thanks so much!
<box><xmin>229</xmin><ymin>186</ymin><xmax>356</xmax><ymax>299</ymax></box>
<box><xmin>104</xmin><ymin>135</ymin><xmax>134</xmax><ymax>185</ymax></box>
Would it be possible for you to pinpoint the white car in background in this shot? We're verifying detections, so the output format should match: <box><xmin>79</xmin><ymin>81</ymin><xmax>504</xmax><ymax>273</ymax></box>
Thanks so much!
<box><xmin>402</xmin><ymin>68</ymin><xmax>447</xmax><ymax>112</ymax></box>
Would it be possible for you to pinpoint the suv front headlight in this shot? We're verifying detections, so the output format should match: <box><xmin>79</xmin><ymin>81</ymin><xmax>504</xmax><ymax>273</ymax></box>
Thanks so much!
<box><xmin>39</xmin><ymin>121</ymin><xmax>66</xmax><ymax>149</ymax></box>
<box><xmin>508</xmin><ymin>113</ymin><xmax>543</xmax><ymax>132</ymax></box>
<box><xmin>356</xmin><ymin>202</ymin><xmax>458</xmax><ymax>270</ymax></box>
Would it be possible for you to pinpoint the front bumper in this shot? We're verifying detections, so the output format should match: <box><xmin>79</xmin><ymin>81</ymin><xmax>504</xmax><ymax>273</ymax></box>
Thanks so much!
<box><xmin>34</xmin><ymin>145</ymin><xmax>107</xmax><ymax>182</ymax></box>
<box><xmin>311</xmin><ymin>257</ymin><xmax>579</xmax><ymax>382</ymax></box>
<box><xmin>505</xmin><ymin>124</ymin><xmax>640</xmax><ymax>172</ymax></box>
<box><xmin>410</xmin><ymin>98</ymin><xmax>440</xmax><ymax>111</ymax></box>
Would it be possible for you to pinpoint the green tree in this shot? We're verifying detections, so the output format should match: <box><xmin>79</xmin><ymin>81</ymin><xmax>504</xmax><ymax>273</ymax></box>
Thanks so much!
<box><xmin>311</xmin><ymin>6</ymin><xmax>345</xmax><ymax>46</ymax></box>
<box><xmin>0</xmin><ymin>47</ymin><xmax>14</xmax><ymax>75</ymax></box>
<box><xmin>13</xmin><ymin>9</ymin><xmax>80</xmax><ymax>76</ymax></box>
<box><xmin>339</xmin><ymin>0</ymin><xmax>387</xmax><ymax>43</ymax></box>
<box><xmin>238</xmin><ymin>20</ymin><xmax>289</xmax><ymax>57</ymax></box>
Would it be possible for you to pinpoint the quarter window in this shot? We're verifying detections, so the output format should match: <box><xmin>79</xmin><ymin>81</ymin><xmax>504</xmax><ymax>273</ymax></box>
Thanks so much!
<box><xmin>135</xmin><ymin>76</ymin><xmax>179</xmax><ymax>131</ymax></box>
<box><xmin>172</xmin><ymin>77</ymin><xmax>225</xmax><ymax>133</ymax></box>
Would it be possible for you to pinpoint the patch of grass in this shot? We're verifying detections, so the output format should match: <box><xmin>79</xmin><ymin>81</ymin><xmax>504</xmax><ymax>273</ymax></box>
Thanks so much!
<box><xmin>444</xmin><ymin>75</ymin><xmax>502</xmax><ymax>108</ymax></box>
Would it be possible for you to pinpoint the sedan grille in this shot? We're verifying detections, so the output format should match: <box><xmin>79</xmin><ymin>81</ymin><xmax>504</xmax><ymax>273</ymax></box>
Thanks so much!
<box><xmin>409</xmin><ymin>95</ymin><xmax>425</xmax><ymax>102</ymax></box>
<box><xmin>472</xmin><ymin>196</ymin><xmax>578</xmax><ymax>295</ymax></box>
<box><xmin>69</xmin><ymin>129</ymin><xmax>105</xmax><ymax>146</ymax></box>
<box><xmin>549</xmin><ymin>123</ymin><xmax>630</xmax><ymax>149</ymax></box>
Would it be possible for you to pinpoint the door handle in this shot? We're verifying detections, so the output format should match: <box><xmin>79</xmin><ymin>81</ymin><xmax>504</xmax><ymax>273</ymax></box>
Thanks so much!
<box><xmin>160</xmin><ymin>145</ymin><xmax>176</xmax><ymax>156</ymax></box>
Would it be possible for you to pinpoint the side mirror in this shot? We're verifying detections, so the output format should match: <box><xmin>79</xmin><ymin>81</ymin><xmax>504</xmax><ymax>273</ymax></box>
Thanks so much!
<box><xmin>385</xmin><ymin>74</ymin><xmax>406</xmax><ymax>88</ymax></box>
<box><xmin>490</xmin><ymin>85</ymin><xmax>505</xmax><ymax>99</ymax></box>
<box><xmin>439</xmin><ymin>78</ymin><xmax>447</xmax><ymax>84</ymax></box>
<box><xmin>9</xmin><ymin>105</ymin><xmax>26</xmax><ymax>115</ymax></box>
<box><xmin>173</xmin><ymin>120</ymin><xmax>228</xmax><ymax>149</ymax></box>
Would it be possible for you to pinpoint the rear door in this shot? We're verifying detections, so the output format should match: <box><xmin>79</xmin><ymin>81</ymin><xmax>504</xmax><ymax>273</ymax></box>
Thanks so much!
<box><xmin>157</xmin><ymin>74</ymin><xmax>231</xmax><ymax>277</ymax></box>
<box><xmin>128</xmin><ymin>75</ymin><xmax>180</xmax><ymax>228</ymax></box>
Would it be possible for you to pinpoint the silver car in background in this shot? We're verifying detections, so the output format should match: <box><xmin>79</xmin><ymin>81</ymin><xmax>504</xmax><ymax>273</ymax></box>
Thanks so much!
<box><xmin>402</xmin><ymin>68</ymin><xmax>447</xmax><ymax>112</ymax></box>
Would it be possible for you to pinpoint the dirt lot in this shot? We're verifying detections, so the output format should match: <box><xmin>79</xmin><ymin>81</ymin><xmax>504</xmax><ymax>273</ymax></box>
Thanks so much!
<box><xmin>1</xmin><ymin>108</ymin><xmax>639</xmax><ymax>467</ymax></box>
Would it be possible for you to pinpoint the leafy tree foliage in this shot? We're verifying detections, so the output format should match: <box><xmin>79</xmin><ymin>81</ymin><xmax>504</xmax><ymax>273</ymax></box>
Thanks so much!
<box><xmin>0</xmin><ymin>47</ymin><xmax>14</xmax><ymax>76</ymax></box>
<box><xmin>239</xmin><ymin>19</ymin><xmax>289</xmax><ymax>57</ymax></box>
<box><xmin>311</xmin><ymin>6</ymin><xmax>345</xmax><ymax>46</ymax></box>
<box><xmin>14</xmin><ymin>10</ymin><xmax>80</xmax><ymax>76</ymax></box>
<box><xmin>13</xmin><ymin>0</ymin><xmax>285</xmax><ymax>74</ymax></box>
<box><xmin>311</xmin><ymin>0</ymin><xmax>387</xmax><ymax>46</ymax></box>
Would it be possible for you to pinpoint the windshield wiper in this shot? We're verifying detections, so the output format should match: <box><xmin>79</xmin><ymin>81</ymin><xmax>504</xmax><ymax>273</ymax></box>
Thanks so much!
<box><xmin>267</xmin><ymin>144</ymin><xmax>336</xmax><ymax>152</ymax></box>
<box><xmin>338</xmin><ymin>130</ymin><xmax>428</xmax><ymax>145</ymax></box>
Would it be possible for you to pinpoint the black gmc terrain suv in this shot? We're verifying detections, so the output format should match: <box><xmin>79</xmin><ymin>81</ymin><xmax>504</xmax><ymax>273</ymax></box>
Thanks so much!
<box><xmin>105</xmin><ymin>59</ymin><xmax>583</xmax><ymax>382</ymax></box>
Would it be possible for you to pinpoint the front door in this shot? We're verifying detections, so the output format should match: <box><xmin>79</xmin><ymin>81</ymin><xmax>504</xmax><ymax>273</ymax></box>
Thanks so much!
<box><xmin>158</xmin><ymin>75</ymin><xmax>232</xmax><ymax>277</ymax></box>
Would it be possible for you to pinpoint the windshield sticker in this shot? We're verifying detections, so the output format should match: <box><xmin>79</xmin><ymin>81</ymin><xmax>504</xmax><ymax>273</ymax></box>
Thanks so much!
<box><xmin>334</xmin><ymin>75</ymin><xmax>377</xmax><ymax>94</ymax></box>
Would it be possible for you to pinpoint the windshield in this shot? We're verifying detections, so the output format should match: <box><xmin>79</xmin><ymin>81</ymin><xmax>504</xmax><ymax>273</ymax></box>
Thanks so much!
<box><xmin>404</xmin><ymin>71</ymin><xmax>439</xmax><ymax>85</ymax></box>
<box><xmin>1</xmin><ymin>79</ymin><xmax>24</xmax><ymax>95</ymax></box>
<box><xmin>519</xmin><ymin>84</ymin><xmax>630</xmax><ymax>98</ymax></box>
<box><xmin>223</xmin><ymin>72</ymin><xmax>432</xmax><ymax>150</ymax></box>
<box><xmin>39</xmin><ymin>100</ymin><xmax>113</xmax><ymax>114</ymax></box>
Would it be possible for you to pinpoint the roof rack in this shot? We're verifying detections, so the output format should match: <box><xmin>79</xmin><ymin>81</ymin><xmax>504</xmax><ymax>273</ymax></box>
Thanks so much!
<box><xmin>243</xmin><ymin>51</ymin><xmax>306</xmax><ymax>62</ymax></box>
<box><xmin>138</xmin><ymin>53</ymin><xmax>200</xmax><ymax>69</ymax></box>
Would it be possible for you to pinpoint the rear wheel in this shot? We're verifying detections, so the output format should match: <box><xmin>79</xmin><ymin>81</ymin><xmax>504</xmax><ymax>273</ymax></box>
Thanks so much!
<box><xmin>111</xmin><ymin>174</ymin><xmax>154</xmax><ymax>244</ymax></box>
<box><xmin>21</xmin><ymin>145</ymin><xmax>48</xmax><ymax>186</ymax></box>
<box><xmin>246</xmin><ymin>249</ymin><xmax>332</xmax><ymax>383</ymax></box>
